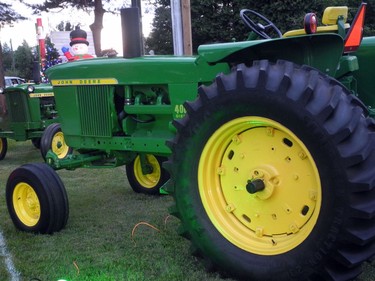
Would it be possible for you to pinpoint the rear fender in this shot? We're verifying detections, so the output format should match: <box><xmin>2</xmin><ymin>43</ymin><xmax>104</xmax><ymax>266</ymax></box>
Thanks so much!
<box><xmin>198</xmin><ymin>34</ymin><xmax>344</xmax><ymax>77</ymax></box>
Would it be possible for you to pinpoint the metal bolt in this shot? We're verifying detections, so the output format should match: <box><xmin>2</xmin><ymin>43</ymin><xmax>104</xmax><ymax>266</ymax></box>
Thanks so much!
<box><xmin>225</xmin><ymin>204</ymin><xmax>235</xmax><ymax>213</ymax></box>
<box><xmin>266</xmin><ymin>127</ymin><xmax>274</xmax><ymax>136</ymax></box>
<box><xmin>217</xmin><ymin>167</ymin><xmax>225</xmax><ymax>175</ymax></box>
<box><xmin>232</xmin><ymin>135</ymin><xmax>241</xmax><ymax>144</ymax></box>
<box><xmin>256</xmin><ymin>227</ymin><xmax>264</xmax><ymax>237</ymax></box>
<box><xmin>289</xmin><ymin>223</ymin><xmax>299</xmax><ymax>233</ymax></box>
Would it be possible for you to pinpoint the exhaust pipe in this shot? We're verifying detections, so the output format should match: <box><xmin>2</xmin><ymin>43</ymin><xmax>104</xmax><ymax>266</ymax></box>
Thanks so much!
<box><xmin>121</xmin><ymin>7</ymin><xmax>142</xmax><ymax>58</ymax></box>
<box><xmin>32</xmin><ymin>61</ymin><xmax>41</xmax><ymax>84</ymax></box>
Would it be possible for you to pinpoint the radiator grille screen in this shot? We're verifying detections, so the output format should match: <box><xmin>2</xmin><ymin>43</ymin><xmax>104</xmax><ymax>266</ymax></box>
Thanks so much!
<box><xmin>8</xmin><ymin>92</ymin><xmax>27</xmax><ymax>122</ymax></box>
<box><xmin>77</xmin><ymin>86</ymin><xmax>112</xmax><ymax>137</ymax></box>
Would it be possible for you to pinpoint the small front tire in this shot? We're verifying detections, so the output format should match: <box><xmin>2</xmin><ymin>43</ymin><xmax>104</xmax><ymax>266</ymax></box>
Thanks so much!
<box><xmin>126</xmin><ymin>154</ymin><xmax>169</xmax><ymax>195</ymax></box>
<box><xmin>6</xmin><ymin>163</ymin><xmax>69</xmax><ymax>234</ymax></box>
<box><xmin>40</xmin><ymin>123</ymin><xmax>72</xmax><ymax>160</ymax></box>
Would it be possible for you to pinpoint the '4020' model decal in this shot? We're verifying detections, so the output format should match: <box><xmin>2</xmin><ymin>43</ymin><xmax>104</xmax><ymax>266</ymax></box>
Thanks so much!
<box><xmin>174</xmin><ymin>104</ymin><xmax>187</xmax><ymax>119</ymax></box>
<box><xmin>51</xmin><ymin>78</ymin><xmax>118</xmax><ymax>86</ymax></box>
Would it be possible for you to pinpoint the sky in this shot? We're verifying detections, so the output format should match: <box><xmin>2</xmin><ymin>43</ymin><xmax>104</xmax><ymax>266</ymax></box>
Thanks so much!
<box><xmin>1</xmin><ymin>0</ymin><xmax>154</xmax><ymax>55</ymax></box>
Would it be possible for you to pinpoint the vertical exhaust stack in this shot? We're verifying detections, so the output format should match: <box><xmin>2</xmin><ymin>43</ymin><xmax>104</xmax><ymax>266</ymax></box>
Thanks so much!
<box><xmin>32</xmin><ymin>61</ymin><xmax>41</xmax><ymax>84</ymax></box>
<box><xmin>121</xmin><ymin>7</ymin><xmax>142</xmax><ymax>58</ymax></box>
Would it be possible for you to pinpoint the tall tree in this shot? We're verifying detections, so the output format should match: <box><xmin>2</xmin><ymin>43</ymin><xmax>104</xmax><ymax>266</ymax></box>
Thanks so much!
<box><xmin>0</xmin><ymin>3</ymin><xmax>27</xmax><ymax>86</ymax></box>
<box><xmin>14</xmin><ymin>40</ymin><xmax>34</xmax><ymax>80</ymax></box>
<box><xmin>25</xmin><ymin>0</ymin><xmax>127</xmax><ymax>57</ymax></box>
<box><xmin>2</xmin><ymin>42</ymin><xmax>14</xmax><ymax>74</ymax></box>
<box><xmin>145</xmin><ymin>2</ymin><xmax>173</xmax><ymax>55</ymax></box>
<box><xmin>42</xmin><ymin>36</ymin><xmax>62</xmax><ymax>82</ymax></box>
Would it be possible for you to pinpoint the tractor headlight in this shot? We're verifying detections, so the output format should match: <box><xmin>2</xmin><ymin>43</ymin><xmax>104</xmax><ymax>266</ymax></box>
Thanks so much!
<box><xmin>0</xmin><ymin>86</ymin><xmax>4</xmax><ymax>94</ymax></box>
<box><xmin>27</xmin><ymin>85</ymin><xmax>35</xmax><ymax>93</ymax></box>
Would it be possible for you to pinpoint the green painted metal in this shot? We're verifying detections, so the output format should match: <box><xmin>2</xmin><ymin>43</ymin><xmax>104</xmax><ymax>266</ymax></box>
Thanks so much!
<box><xmin>353</xmin><ymin>36</ymin><xmax>375</xmax><ymax>115</ymax></box>
<box><xmin>198</xmin><ymin>34</ymin><xmax>344</xmax><ymax>77</ymax></box>
<box><xmin>0</xmin><ymin>83</ymin><xmax>58</xmax><ymax>141</ymax></box>
<box><xmin>46</xmin><ymin>57</ymin><xmax>228</xmax><ymax>164</ymax></box>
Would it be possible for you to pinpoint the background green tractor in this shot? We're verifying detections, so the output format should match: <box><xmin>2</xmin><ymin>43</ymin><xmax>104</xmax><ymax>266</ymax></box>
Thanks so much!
<box><xmin>0</xmin><ymin>82</ymin><xmax>71</xmax><ymax>160</ymax></box>
<box><xmin>5</xmin><ymin>3</ymin><xmax>375</xmax><ymax>281</ymax></box>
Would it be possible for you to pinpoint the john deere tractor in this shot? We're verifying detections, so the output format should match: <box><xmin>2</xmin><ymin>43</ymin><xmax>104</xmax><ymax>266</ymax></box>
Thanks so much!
<box><xmin>5</xmin><ymin>3</ymin><xmax>375</xmax><ymax>280</ymax></box>
<box><xmin>0</xmin><ymin>82</ymin><xmax>71</xmax><ymax>160</ymax></box>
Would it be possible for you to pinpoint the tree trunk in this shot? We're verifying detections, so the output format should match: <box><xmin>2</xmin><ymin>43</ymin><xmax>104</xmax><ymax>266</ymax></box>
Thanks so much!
<box><xmin>89</xmin><ymin>0</ymin><xmax>105</xmax><ymax>57</ymax></box>
<box><xmin>0</xmin><ymin>40</ymin><xmax>5</xmax><ymax>87</ymax></box>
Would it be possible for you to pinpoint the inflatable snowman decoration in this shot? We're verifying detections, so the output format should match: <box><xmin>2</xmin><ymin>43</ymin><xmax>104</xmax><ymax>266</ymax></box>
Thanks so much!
<box><xmin>62</xmin><ymin>26</ymin><xmax>94</xmax><ymax>61</ymax></box>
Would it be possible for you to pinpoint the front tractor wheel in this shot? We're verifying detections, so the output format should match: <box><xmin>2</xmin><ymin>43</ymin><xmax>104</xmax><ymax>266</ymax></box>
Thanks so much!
<box><xmin>167</xmin><ymin>60</ymin><xmax>375</xmax><ymax>281</ymax></box>
<box><xmin>126</xmin><ymin>154</ymin><xmax>169</xmax><ymax>195</ymax></box>
<box><xmin>0</xmin><ymin>137</ymin><xmax>7</xmax><ymax>160</ymax></box>
<box><xmin>40</xmin><ymin>123</ymin><xmax>72</xmax><ymax>160</ymax></box>
<box><xmin>6</xmin><ymin>163</ymin><xmax>69</xmax><ymax>234</ymax></box>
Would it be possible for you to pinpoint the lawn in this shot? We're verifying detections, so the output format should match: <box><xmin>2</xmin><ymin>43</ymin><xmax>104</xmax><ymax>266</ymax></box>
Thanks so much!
<box><xmin>0</xmin><ymin>140</ymin><xmax>231</xmax><ymax>281</ymax></box>
<box><xmin>0</xmin><ymin>140</ymin><xmax>375</xmax><ymax>281</ymax></box>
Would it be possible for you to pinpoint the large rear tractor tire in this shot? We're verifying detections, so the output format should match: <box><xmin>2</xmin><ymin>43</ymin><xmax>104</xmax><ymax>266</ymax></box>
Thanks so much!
<box><xmin>126</xmin><ymin>154</ymin><xmax>169</xmax><ymax>195</ymax></box>
<box><xmin>6</xmin><ymin>163</ymin><xmax>69</xmax><ymax>234</ymax></box>
<box><xmin>40</xmin><ymin>123</ymin><xmax>72</xmax><ymax>160</ymax></box>
<box><xmin>165</xmin><ymin>60</ymin><xmax>375</xmax><ymax>281</ymax></box>
<box><xmin>0</xmin><ymin>137</ymin><xmax>7</xmax><ymax>160</ymax></box>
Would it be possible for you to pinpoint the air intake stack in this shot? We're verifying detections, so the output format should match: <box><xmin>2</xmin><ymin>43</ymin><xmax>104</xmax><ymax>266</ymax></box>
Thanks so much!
<box><xmin>121</xmin><ymin>7</ymin><xmax>142</xmax><ymax>58</ymax></box>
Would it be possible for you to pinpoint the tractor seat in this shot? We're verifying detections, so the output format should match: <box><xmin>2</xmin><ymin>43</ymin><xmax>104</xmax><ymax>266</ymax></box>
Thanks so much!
<box><xmin>283</xmin><ymin>6</ymin><xmax>350</xmax><ymax>37</ymax></box>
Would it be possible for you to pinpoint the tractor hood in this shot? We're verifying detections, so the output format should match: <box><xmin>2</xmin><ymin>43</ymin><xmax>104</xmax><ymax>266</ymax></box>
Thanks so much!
<box><xmin>46</xmin><ymin>55</ymin><xmax>228</xmax><ymax>86</ymax></box>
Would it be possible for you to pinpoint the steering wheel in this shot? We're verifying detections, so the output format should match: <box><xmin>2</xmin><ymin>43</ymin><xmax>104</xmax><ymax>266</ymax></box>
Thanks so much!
<box><xmin>240</xmin><ymin>9</ymin><xmax>282</xmax><ymax>39</ymax></box>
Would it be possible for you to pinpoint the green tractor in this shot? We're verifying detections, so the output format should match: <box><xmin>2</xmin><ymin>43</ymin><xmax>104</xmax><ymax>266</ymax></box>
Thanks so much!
<box><xmin>5</xmin><ymin>3</ymin><xmax>375</xmax><ymax>280</ymax></box>
<box><xmin>0</xmin><ymin>82</ymin><xmax>71</xmax><ymax>160</ymax></box>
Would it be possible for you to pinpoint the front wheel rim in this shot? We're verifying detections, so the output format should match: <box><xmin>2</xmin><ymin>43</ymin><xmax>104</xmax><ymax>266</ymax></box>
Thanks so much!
<box><xmin>52</xmin><ymin>132</ymin><xmax>69</xmax><ymax>158</ymax></box>
<box><xmin>134</xmin><ymin>155</ymin><xmax>161</xmax><ymax>188</ymax></box>
<box><xmin>198</xmin><ymin>116</ymin><xmax>321</xmax><ymax>255</ymax></box>
<box><xmin>13</xmin><ymin>182</ymin><xmax>41</xmax><ymax>227</ymax></box>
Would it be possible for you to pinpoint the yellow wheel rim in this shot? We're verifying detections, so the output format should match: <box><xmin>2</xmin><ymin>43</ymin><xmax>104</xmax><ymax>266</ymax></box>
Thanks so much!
<box><xmin>52</xmin><ymin>132</ymin><xmax>70</xmax><ymax>159</ymax></box>
<box><xmin>134</xmin><ymin>154</ymin><xmax>161</xmax><ymax>188</ymax></box>
<box><xmin>13</xmin><ymin>182</ymin><xmax>41</xmax><ymax>227</ymax></box>
<box><xmin>198</xmin><ymin>116</ymin><xmax>321</xmax><ymax>255</ymax></box>
<box><xmin>0</xmin><ymin>139</ymin><xmax>3</xmax><ymax>152</ymax></box>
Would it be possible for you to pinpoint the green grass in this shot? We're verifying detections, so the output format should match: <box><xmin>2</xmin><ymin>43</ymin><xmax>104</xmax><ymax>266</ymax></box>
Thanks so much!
<box><xmin>0</xmin><ymin>140</ymin><xmax>231</xmax><ymax>281</ymax></box>
<box><xmin>0</xmin><ymin>140</ymin><xmax>375</xmax><ymax>281</ymax></box>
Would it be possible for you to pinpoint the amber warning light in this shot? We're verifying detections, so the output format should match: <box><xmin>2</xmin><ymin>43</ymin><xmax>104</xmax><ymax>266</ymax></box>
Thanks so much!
<box><xmin>304</xmin><ymin>13</ymin><xmax>318</xmax><ymax>34</ymax></box>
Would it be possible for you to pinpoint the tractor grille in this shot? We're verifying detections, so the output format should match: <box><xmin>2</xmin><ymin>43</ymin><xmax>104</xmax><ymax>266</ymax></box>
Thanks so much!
<box><xmin>77</xmin><ymin>86</ymin><xmax>112</xmax><ymax>137</ymax></box>
<box><xmin>7</xmin><ymin>91</ymin><xmax>27</xmax><ymax>122</ymax></box>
